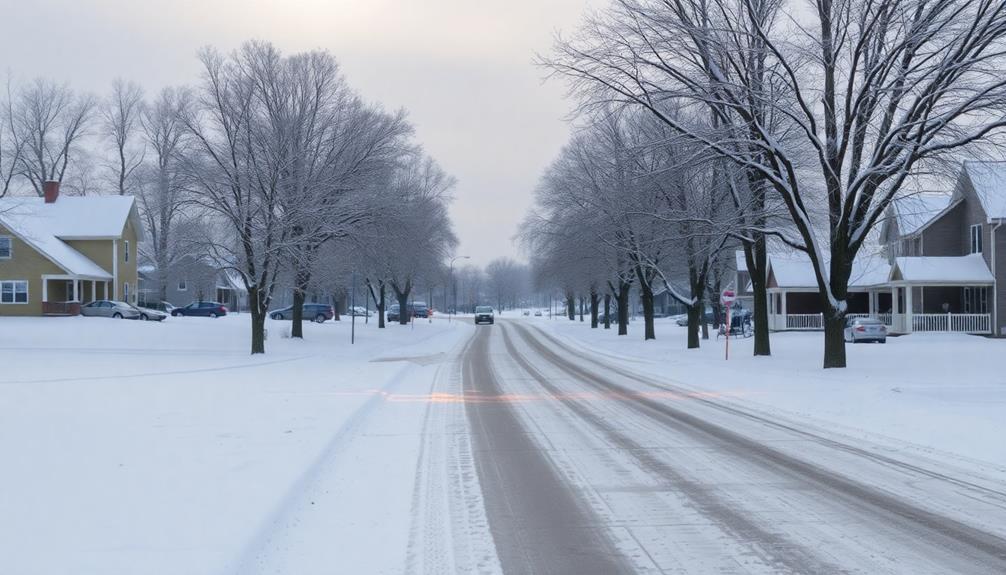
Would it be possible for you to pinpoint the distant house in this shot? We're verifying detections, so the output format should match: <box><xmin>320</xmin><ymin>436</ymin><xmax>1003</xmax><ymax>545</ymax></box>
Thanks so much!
<box><xmin>761</xmin><ymin>161</ymin><xmax>1006</xmax><ymax>335</ymax></box>
<box><xmin>138</xmin><ymin>255</ymin><xmax>248</xmax><ymax>312</ymax></box>
<box><xmin>0</xmin><ymin>182</ymin><xmax>140</xmax><ymax>316</ymax></box>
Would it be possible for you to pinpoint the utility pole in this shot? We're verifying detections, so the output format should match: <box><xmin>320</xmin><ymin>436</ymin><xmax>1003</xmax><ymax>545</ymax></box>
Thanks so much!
<box><xmin>351</xmin><ymin>271</ymin><xmax>357</xmax><ymax>345</ymax></box>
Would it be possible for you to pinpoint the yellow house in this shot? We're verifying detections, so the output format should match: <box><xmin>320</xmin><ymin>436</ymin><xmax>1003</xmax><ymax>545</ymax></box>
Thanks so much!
<box><xmin>0</xmin><ymin>182</ymin><xmax>141</xmax><ymax>316</ymax></box>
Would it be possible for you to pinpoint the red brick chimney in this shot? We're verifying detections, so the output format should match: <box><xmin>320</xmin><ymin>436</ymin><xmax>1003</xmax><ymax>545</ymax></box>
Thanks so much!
<box><xmin>43</xmin><ymin>180</ymin><xmax>59</xmax><ymax>204</ymax></box>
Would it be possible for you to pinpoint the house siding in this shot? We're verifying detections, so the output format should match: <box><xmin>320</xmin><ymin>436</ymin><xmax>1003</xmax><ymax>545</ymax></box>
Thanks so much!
<box><xmin>917</xmin><ymin>202</ymin><xmax>964</xmax><ymax>256</ymax></box>
<box><xmin>0</xmin><ymin>223</ymin><xmax>65</xmax><ymax>316</ymax></box>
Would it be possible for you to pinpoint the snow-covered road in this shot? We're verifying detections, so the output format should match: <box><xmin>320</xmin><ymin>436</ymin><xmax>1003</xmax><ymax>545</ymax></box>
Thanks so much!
<box><xmin>3</xmin><ymin>315</ymin><xmax>1006</xmax><ymax>573</ymax></box>
<box><xmin>463</xmin><ymin>321</ymin><xmax>1006</xmax><ymax>573</ymax></box>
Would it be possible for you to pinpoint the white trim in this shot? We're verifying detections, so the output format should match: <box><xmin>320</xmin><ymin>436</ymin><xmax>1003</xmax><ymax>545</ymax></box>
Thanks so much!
<box><xmin>112</xmin><ymin>240</ymin><xmax>118</xmax><ymax>300</ymax></box>
<box><xmin>0</xmin><ymin>235</ymin><xmax>11</xmax><ymax>259</ymax></box>
<box><xmin>0</xmin><ymin>280</ymin><xmax>29</xmax><ymax>304</ymax></box>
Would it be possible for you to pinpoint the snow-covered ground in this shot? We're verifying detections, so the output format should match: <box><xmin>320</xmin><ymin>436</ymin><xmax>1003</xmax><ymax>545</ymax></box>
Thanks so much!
<box><xmin>536</xmin><ymin>315</ymin><xmax>1006</xmax><ymax>471</ymax></box>
<box><xmin>0</xmin><ymin>314</ymin><xmax>477</xmax><ymax>575</ymax></box>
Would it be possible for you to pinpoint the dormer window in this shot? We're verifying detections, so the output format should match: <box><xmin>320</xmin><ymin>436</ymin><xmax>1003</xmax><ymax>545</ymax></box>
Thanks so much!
<box><xmin>0</xmin><ymin>236</ymin><xmax>11</xmax><ymax>259</ymax></box>
<box><xmin>971</xmin><ymin>224</ymin><xmax>983</xmax><ymax>254</ymax></box>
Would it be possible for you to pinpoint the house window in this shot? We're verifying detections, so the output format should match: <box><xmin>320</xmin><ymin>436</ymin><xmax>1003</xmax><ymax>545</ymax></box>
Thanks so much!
<box><xmin>178</xmin><ymin>279</ymin><xmax>187</xmax><ymax>291</ymax></box>
<box><xmin>0</xmin><ymin>280</ymin><xmax>28</xmax><ymax>304</ymax></box>
<box><xmin>0</xmin><ymin>236</ymin><xmax>11</xmax><ymax>259</ymax></box>
<box><xmin>124</xmin><ymin>240</ymin><xmax>130</xmax><ymax>262</ymax></box>
<box><xmin>971</xmin><ymin>224</ymin><xmax>983</xmax><ymax>254</ymax></box>
<box><xmin>124</xmin><ymin>282</ymin><xmax>130</xmax><ymax>303</ymax></box>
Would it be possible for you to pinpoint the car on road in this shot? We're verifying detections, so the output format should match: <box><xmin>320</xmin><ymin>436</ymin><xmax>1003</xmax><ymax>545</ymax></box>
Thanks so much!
<box><xmin>475</xmin><ymin>306</ymin><xmax>495</xmax><ymax>325</ymax></box>
<box><xmin>171</xmin><ymin>301</ymin><xmax>228</xmax><ymax>318</ymax></box>
<box><xmin>134</xmin><ymin>305</ymin><xmax>168</xmax><ymax>322</ymax></box>
<box><xmin>387</xmin><ymin>304</ymin><xmax>408</xmax><ymax>323</ymax></box>
<box><xmin>412</xmin><ymin>301</ymin><xmax>430</xmax><ymax>319</ymax></box>
<box><xmin>270</xmin><ymin>303</ymin><xmax>335</xmax><ymax>323</ymax></box>
<box><xmin>844</xmin><ymin>317</ymin><xmax>888</xmax><ymax>343</ymax></box>
<box><xmin>81</xmin><ymin>300</ymin><xmax>142</xmax><ymax>320</ymax></box>
<box><xmin>534</xmin><ymin>310</ymin><xmax>543</xmax><ymax>317</ymax></box>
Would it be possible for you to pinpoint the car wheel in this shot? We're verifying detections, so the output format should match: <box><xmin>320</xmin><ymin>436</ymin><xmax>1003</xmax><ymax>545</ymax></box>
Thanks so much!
<box><xmin>112</xmin><ymin>312</ymin><xmax>123</xmax><ymax>319</ymax></box>
<box><xmin>140</xmin><ymin>314</ymin><xmax>148</xmax><ymax>321</ymax></box>
<box><xmin>209</xmin><ymin>312</ymin><xmax>218</xmax><ymax>319</ymax></box>
<box><xmin>879</xmin><ymin>339</ymin><xmax>887</xmax><ymax>344</ymax></box>
<box><xmin>314</xmin><ymin>314</ymin><xmax>326</xmax><ymax>324</ymax></box>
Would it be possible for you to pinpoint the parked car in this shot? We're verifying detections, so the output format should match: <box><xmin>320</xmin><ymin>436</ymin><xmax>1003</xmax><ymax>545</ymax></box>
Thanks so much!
<box><xmin>138</xmin><ymin>301</ymin><xmax>176</xmax><ymax>314</ymax></box>
<box><xmin>387</xmin><ymin>304</ymin><xmax>408</xmax><ymax>323</ymax></box>
<box><xmin>475</xmin><ymin>306</ymin><xmax>495</xmax><ymax>325</ymax></box>
<box><xmin>676</xmin><ymin>307</ymin><xmax>716</xmax><ymax>326</ymax></box>
<box><xmin>270</xmin><ymin>303</ymin><xmax>335</xmax><ymax>323</ymax></box>
<box><xmin>348</xmin><ymin>306</ymin><xmax>371</xmax><ymax>317</ymax></box>
<box><xmin>134</xmin><ymin>305</ymin><xmax>168</xmax><ymax>322</ymax></box>
<box><xmin>172</xmin><ymin>301</ymin><xmax>228</xmax><ymax>318</ymax></box>
<box><xmin>523</xmin><ymin>310</ymin><xmax>530</xmax><ymax>316</ymax></box>
<box><xmin>81</xmin><ymin>300</ymin><xmax>142</xmax><ymax>320</ymax></box>
<box><xmin>844</xmin><ymin>317</ymin><xmax>888</xmax><ymax>344</ymax></box>
<box><xmin>534</xmin><ymin>310</ymin><xmax>543</xmax><ymax>317</ymax></box>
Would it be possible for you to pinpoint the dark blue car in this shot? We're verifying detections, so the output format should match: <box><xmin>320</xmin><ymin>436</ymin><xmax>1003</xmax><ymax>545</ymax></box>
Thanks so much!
<box><xmin>171</xmin><ymin>301</ymin><xmax>228</xmax><ymax>318</ymax></box>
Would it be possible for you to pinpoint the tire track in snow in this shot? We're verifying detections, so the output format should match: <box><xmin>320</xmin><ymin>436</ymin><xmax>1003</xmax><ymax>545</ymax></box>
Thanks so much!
<box><xmin>512</xmin><ymin>321</ymin><xmax>1006</xmax><ymax>572</ymax></box>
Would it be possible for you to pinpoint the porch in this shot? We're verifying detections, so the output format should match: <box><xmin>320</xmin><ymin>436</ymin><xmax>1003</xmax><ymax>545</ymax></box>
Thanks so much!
<box><xmin>41</xmin><ymin>275</ymin><xmax>112</xmax><ymax>316</ymax></box>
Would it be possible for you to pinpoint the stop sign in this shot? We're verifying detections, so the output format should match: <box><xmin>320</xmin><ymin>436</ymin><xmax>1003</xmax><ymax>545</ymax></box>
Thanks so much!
<box><xmin>721</xmin><ymin>289</ymin><xmax>736</xmax><ymax>305</ymax></box>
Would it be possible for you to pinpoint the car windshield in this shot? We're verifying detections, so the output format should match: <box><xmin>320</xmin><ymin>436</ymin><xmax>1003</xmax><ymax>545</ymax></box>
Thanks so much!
<box><xmin>476</xmin><ymin>306</ymin><xmax>492</xmax><ymax>313</ymax></box>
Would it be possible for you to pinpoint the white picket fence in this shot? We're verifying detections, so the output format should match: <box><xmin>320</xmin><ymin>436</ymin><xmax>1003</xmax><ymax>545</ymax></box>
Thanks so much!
<box><xmin>777</xmin><ymin>312</ymin><xmax>987</xmax><ymax>333</ymax></box>
<box><xmin>912</xmin><ymin>313</ymin><xmax>991</xmax><ymax>334</ymax></box>
<box><xmin>785</xmin><ymin>314</ymin><xmax>824</xmax><ymax>330</ymax></box>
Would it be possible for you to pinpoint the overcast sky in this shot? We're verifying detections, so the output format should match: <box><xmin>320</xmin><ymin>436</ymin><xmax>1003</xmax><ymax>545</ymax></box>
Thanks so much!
<box><xmin>0</xmin><ymin>0</ymin><xmax>600</xmax><ymax>266</ymax></box>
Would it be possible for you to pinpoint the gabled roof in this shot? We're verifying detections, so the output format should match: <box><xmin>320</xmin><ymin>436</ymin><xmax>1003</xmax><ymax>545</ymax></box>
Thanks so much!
<box><xmin>767</xmin><ymin>254</ymin><xmax>890</xmax><ymax>289</ymax></box>
<box><xmin>889</xmin><ymin>191</ymin><xmax>958</xmax><ymax>237</ymax></box>
<box><xmin>963</xmin><ymin>161</ymin><xmax>1006</xmax><ymax>219</ymax></box>
<box><xmin>0</xmin><ymin>195</ymin><xmax>139</xmax><ymax>279</ymax></box>
<box><xmin>891</xmin><ymin>254</ymin><xmax>994</xmax><ymax>284</ymax></box>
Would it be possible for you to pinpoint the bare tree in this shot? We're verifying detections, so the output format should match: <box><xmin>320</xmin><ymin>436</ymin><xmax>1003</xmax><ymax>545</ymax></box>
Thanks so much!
<box><xmin>7</xmin><ymin>78</ymin><xmax>95</xmax><ymax>195</ymax></box>
<box><xmin>102</xmin><ymin>79</ymin><xmax>146</xmax><ymax>196</ymax></box>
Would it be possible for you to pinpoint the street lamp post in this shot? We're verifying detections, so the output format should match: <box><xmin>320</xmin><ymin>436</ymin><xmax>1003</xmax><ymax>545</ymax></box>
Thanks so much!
<box><xmin>449</xmin><ymin>255</ymin><xmax>470</xmax><ymax>324</ymax></box>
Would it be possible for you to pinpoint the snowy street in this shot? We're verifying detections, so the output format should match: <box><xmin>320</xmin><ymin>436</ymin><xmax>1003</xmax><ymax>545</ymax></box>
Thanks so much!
<box><xmin>3</xmin><ymin>316</ymin><xmax>1006</xmax><ymax>573</ymax></box>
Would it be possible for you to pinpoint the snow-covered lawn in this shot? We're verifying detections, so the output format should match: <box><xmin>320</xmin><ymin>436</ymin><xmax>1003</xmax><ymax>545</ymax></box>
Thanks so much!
<box><xmin>0</xmin><ymin>315</ymin><xmax>471</xmax><ymax>574</ymax></box>
<box><xmin>537</xmin><ymin>316</ymin><xmax>1006</xmax><ymax>471</ymax></box>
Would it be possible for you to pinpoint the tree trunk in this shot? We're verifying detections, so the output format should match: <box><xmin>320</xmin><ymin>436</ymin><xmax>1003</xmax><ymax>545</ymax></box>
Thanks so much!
<box><xmin>747</xmin><ymin>241</ymin><xmax>771</xmax><ymax>356</ymax></box>
<box><xmin>590</xmin><ymin>290</ymin><xmax>599</xmax><ymax>328</ymax></box>
<box><xmin>249</xmin><ymin>285</ymin><xmax>266</xmax><ymax>354</ymax></box>
<box><xmin>617</xmin><ymin>282</ymin><xmax>630</xmax><ymax>336</ymax></box>
<box><xmin>396</xmin><ymin>289</ymin><xmax>411</xmax><ymax>325</ymax></box>
<box><xmin>377</xmin><ymin>284</ymin><xmax>386</xmax><ymax>328</ymax></box>
<box><xmin>686</xmin><ymin>304</ymin><xmax>701</xmax><ymax>349</ymax></box>
<box><xmin>291</xmin><ymin>287</ymin><xmax>305</xmax><ymax>338</ymax></box>
<box><xmin>824</xmin><ymin>311</ymin><xmax>847</xmax><ymax>368</ymax></box>
<box><xmin>566</xmin><ymin>293</ymin><xmax>575</xmax><ymax>320</ymax></box>
<box><xmin>579</xmin><ymin>297</ymin><xmax>585</xmax><ymax>322</ymax></box>
<box><xmin>603</xmin><ymin>294</ymin><xmax>611</xmax><ymax>329</ymax></box>
<box><xmin>640</xmin><ymin>282</ymin><xmax>655</xmax><ymax>341</ymax></box>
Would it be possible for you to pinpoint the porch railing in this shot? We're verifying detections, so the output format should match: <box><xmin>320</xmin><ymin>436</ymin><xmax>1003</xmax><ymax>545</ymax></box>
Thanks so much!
<box><xmin>785</xmin><ymin>313</ymin><xmax>823</xmax><ymax>330</ymax></box>
<box><xmin>913</xmin><ymin>313</ymin><xmax>990</xmax><ymax>334</ymax></box>
<box><xmin>42</xmin><ymin>301</ymin><xmax>81</xmax><ymax>316</ymax></box>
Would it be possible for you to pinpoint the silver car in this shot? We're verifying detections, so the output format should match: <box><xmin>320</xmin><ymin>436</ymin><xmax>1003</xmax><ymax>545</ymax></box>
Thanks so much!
<box><xmin>80</xmin><ymin>300</ymin><xmax>142</xmax><ymax>320</ymax></box>
<box><xmin>134</xmin><ymin>305</ymin><xmax>168</xmax><ymax>322</ymax></box>
<box><xmin>844</xmin><ymin>317</ymin><xmax>887</xmax><ymax>343</ymax></box>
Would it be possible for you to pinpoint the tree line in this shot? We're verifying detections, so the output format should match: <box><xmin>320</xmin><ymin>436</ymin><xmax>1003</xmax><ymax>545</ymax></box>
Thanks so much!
<box><xmin>0</xmin><ymin>41</ymin><xmax>457</xmax><ymax>354</ymax></box>
<box><xmin>527</xmin><ymin>0</ymin><xmax>1006</xmax><ymax>368</ymax></box>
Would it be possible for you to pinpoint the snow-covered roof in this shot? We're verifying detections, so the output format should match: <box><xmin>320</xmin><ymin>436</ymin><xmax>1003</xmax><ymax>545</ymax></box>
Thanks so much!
<box><xmin>0</xmin><ymin>195</ymin><xmax>138</xmax><ymax>279</ymax></box>
<box><xmin>768</xmin><ymin>254</ymin><xmax>890</xmax><ymax>289</ymax></box>
<box><xmin>964</xmin><ymin>161</ymin><xmax>1006</xmax><ymax>219</ymax></box>
<box><xmin>892</xmin><ymin>254</ymin><xmax>994</xmax><ymax>284</ymax></box>
<box><xmin>890</xmin><ymin>191</ymin><xmax>957</xmax><ymax>236</ymax></box>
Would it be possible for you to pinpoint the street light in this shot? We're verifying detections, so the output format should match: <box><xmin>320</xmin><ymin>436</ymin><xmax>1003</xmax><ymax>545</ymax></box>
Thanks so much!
<box><xmin>449</xmin><ymin>255</ymin><xmax>470</xmax><ymax>324</ymax></box>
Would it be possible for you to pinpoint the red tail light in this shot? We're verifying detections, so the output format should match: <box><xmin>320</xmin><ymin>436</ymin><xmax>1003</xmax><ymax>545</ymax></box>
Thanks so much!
<box><xmin>855</xmin><ymin>325</ymin><xmax>865</xmax><ymax>332</ymax></box>
<box><xmin>219</xmin><ymin>306</ymin><xmax>227</xmax><ymax>313</ymax></box>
